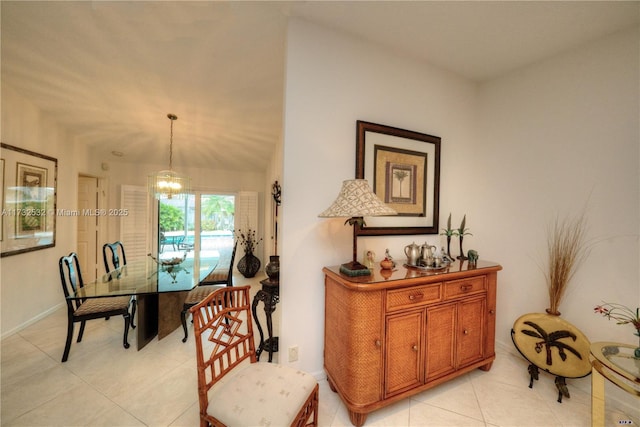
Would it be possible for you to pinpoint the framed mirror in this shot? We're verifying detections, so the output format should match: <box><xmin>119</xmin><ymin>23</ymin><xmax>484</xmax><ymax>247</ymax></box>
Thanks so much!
<box><xmin>355</xmin><ymin>120</ymin><xmax>440</xmax><ymax>236</ymax></box>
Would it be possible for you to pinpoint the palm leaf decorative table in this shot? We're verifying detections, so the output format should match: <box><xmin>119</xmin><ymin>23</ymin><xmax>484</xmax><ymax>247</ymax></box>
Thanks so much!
<box><xmin>511</xmin><ymin>312</ymin><xmax>591</xmax><ymax>402</ymax></box>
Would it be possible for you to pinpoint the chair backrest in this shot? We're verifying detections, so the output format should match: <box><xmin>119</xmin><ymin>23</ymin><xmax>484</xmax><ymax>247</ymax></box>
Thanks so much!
<box><xmin>59</xmin><ymin>253</ymin><xmax>85</xmax><ymax>311</ymax></box>
<box><xmin>190</xmin><ymin>285</ymin><xmax>256</xmax><ymax>405</ymax></box>
<box><xmin>202</xmin><ymin>241</ymin><xmax>238</xmax><ymax>286</ymax></box>
<box><xmin>226</xmin><ymin>241</ymin><xmax>238</xmax><ymax>286</ymax></box>
<box><xmin>103</xmin><ymin>241</ymin><xmax>127</xmax><ymax>273</ymax></box>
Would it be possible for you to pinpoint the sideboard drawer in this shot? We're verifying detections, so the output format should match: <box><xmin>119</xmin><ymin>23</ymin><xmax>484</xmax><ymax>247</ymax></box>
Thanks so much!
<box><xmin>386</xmin><ymin>284</ymin><xmax>442</xmax><ymax>312</ymax></box>
<box><xmin>443</xmin><ymin>276</ymin><xmax>486</xmax><ymax>300</ymax></box>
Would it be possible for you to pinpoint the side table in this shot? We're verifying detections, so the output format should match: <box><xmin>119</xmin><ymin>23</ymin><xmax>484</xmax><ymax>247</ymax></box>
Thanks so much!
<box><xmin>590</xmin><ymin>342</ymin><xmax>640</xmax><ymax>427</ymax></box>
<box><xmin>252</xmin><ymin>278</ymin><xmax>279</xmax><ymax>362</ymax></box>
<box><xmin>511</xmin><ymin>313</ymin><xmax>592</xmax><ymax>402</ymax></box>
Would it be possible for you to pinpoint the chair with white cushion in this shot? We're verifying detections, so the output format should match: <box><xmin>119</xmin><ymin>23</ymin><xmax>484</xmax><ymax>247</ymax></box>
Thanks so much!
<box><xmin>190</xmin><ymin>285</ymin><xmax>319</xmax><ymax>427</ymax></box>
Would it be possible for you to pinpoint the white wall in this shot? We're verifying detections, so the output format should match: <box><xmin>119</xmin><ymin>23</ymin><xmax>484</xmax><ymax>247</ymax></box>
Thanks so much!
<box><xmin>477</xmin><ymin>27</ymin><xmax>639</xmax><ymax>346</ymax></box>
<box><xmin>1</xmin><ymin>86</ymin><xmax>97</xmax><ymax>335</ymax></box>
<box><xmin>281</xmin><ymin>19</ymin><xmax>639</xmax><ymax>377</ymax></box>
<box><xmin>281</xmin><ymin>19</ymin><xmax>479</xmax><ymax>376</ymax></box>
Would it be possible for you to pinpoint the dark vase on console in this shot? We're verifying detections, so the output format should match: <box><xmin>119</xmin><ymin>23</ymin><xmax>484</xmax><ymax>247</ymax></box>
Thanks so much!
<box><xmin>238</xmin><ymin>252</ymin><xmax>261</xmax><ymax>278</ymax></box>
<box><xmin>265</xmin><ymin>255</ymin><xmax>280</xmax><ymax>282</ymax></box>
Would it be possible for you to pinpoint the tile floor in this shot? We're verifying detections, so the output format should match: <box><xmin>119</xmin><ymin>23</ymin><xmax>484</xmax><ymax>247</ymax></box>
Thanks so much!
<box><xmin>2</xmin><ymin>277</ymin><xmax>639</xmax><ymax>426</ymax></box>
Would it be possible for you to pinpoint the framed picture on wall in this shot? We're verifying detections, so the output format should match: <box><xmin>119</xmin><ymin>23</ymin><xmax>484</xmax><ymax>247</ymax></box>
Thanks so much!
<box><xmin>1</xmin><ymin>143</ymin><xmax>57</xmax><ymax>257</ymax></box>
<box><xmin>355</xmin><ymin>120</ymin><xmax>440</xmax><ymax>236</ymax></box>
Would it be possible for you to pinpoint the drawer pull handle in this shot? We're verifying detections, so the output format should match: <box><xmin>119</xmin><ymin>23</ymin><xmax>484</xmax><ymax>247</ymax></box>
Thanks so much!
<box><xmin>375</xmin><ymin>340</ymin><xmax>382</xmax><ymax>347</ymax></box>
<box><xmin>463</xmin><ymin>329</ymin><xmax>469</xmax><ymax>335</ymax></box>
<box><xmin>460</xmin><ymin>285</ymin><xmax>472</xmax><ymax>292</ymax></box>
<box><xmin>412</xmin><ymin>345</ymin><xmax>418</xmax><ymax>352</ymax></box>
<box><xmin>408</xmin><ymin>293</ymin><xmax>424</xmax><ymax>301</ymax></box>
<box><xmin>489</xmin><ymin>309</ymin><xmax>495</xmax><ymax>315</ymax></box>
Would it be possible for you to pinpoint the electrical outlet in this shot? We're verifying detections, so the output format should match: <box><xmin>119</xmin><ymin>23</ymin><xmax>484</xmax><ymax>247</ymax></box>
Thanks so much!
<box><xmin>288</xmin><ymin>345</ymin><xmax>299</xmax><ymax>362</ymax></box>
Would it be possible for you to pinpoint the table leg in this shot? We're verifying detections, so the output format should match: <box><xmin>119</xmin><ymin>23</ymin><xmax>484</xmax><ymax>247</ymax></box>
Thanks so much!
<box><xmin>158</xmin><ymin>291</ymin><xmax>188</xmax><ymax>339</ymax></box>
<box><xmin>591</xmin><ymin>365</ymin><xmax>605</xmax><ymax>427</ymax></box>
<box><xmin>252</xmin><ymin>290</ymin><xmax>266</xmax><ymax>360</ymax></box>
<box><xmin>136</xmin><ymin>294</ymin><xmax>158</xmax><ymax>350</ymax></box>
<box><xmin>265</xmin><ymin>296</ymin><xmax>275</xmax><ymax>362</ymax></box>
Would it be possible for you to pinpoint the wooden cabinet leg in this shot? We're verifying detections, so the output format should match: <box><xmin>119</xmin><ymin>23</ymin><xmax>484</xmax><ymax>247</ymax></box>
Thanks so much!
<box><xmin>327</xmin><ymin>377</ymin><xmax>337</xmax><ymax>393</ymax></box>
<box><xmin>479</xmin><ymin>361</ymin><xmax>493</xmax><ymax>371</ymax></box>
<box><xmin>348</xmin><ymin>410</ymin><xmax>368</xmax><ymax>427</ymax></box>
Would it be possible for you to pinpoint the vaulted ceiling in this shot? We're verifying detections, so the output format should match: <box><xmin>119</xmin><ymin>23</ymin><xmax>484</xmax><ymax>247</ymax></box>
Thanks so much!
<box><xmin>3</xmin><ymin>1</ymin><xmax>638</xmax><ymax>172</ymax></box>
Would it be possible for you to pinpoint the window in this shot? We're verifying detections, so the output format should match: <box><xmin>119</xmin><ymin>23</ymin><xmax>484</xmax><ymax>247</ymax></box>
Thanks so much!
<box><xmin>157</xmin><ymin>193</ymin><xmax>235</xmax><ymax>259</ymax></box>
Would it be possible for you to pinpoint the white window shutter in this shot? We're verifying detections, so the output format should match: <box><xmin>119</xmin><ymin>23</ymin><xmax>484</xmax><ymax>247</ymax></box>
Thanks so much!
<box><xmin>120</xmin><ymin>185</ymin><xmax>149</xmax><ymax>261</ymax></box>
<box><xmin>236</xmin><ymin>191</ymin><xmax>258</xmax><ymax>232</ymax></box>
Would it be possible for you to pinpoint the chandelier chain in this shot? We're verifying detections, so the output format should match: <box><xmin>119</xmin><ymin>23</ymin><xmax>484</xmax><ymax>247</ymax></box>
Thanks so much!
<box><xmin>168</xmin><ymin>113</ymin><xmax>177</xmax><ymax>171</ymax></box>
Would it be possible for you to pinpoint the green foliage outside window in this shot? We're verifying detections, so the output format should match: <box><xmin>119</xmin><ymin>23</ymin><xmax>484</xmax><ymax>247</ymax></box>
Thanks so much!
<box><xmin>159</xmin><ymin>203</ymin><xmax>184</xmax><ymax>232</ymax></box>
<box><xmin>201</xmin><ymin>195</ymin><xmax>235</xmax><ymax>231</ymax></box>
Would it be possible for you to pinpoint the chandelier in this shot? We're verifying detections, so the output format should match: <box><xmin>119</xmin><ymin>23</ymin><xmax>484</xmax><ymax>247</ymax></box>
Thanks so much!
<box><xmin>148</xmin><ymin>114</ymin><xmax>192</xmax><ymax>200</ymax></box>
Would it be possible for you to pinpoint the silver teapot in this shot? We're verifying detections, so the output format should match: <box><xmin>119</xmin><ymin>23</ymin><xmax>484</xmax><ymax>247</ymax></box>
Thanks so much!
<box><xmin>421</xmin><ymin>243</ymin><xmax>436</xmax><ymax>262</ymax></box>
<box><xmin>404</xmin><ymin>242</ymin><xmax>420</xmax><ymax>266</ymax></box>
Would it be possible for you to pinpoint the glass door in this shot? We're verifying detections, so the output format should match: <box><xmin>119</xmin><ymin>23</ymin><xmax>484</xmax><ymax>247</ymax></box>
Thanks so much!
<box><xmin>200</xmin><ymin>194</ymin><xmax>235</xmax><ymax>258</ymax></box>
<box><xmin>157</xmin><ymin>193</ymin><xmax>235</xmax><ymax>261</ymax></box>
<box><xmin>158</xmin><ymin>195</ymin><xmax>195</xmax><ymax>258</ymax></box>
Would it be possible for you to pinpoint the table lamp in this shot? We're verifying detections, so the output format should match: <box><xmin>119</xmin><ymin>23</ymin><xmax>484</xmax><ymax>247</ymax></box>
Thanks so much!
<box><xmin>318</xmin><ymin>179</ymin><xmax>397</xmax><ymax>276</ymax></box>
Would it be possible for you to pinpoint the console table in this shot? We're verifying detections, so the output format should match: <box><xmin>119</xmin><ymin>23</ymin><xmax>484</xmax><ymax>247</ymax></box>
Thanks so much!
<box><xmin>324</xmin><ymin>260</ymin><xmax>501</xmax><ymax>426</ymax></box>
<box><xmin>252</xmin><ymin>278</ymin><xmax>279</xmax><ymax>362</ymax></box>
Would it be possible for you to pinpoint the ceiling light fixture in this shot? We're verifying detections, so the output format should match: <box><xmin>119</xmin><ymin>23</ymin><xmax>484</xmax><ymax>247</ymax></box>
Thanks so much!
<box><xmin>148</xmin><ymin>113</ymin><xmax>192</xmax><ymax>200</ymax></box>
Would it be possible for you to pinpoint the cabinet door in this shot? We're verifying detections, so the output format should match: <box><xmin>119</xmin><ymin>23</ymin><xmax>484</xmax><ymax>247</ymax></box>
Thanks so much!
<box><xmin>385</xmin><ymin>310</ymin><xmax>424</xmax><ymax>396</ymax></box>
<box><xmin>425</xmin><ymin>303</ymin><xmax>456</xmax><ymax>380</ymax></box>
<box><xmin>457</xmin><ymin>296</ymin><xmax>486</xmax><ymax>367</ymax></box>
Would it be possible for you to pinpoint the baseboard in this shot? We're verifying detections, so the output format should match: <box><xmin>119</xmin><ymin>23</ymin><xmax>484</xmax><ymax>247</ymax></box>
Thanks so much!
<box><xmin>1</xmin><ymin>302</ymin><xmax>64</xmax><ymax>340</ymax></box>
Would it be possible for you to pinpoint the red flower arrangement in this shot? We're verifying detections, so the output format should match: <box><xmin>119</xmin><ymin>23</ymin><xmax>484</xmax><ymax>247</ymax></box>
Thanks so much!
<box><xmin>594</xmin><ymin>302</ymin><xmax>640</xmax><ymax>337</ymax></box>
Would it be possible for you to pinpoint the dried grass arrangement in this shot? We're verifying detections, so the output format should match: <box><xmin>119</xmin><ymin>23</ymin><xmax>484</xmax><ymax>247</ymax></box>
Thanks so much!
<box><xmin>544</xmin><ymin>210</ymin><xmax>590</xmax><ymax>316</ymax></box>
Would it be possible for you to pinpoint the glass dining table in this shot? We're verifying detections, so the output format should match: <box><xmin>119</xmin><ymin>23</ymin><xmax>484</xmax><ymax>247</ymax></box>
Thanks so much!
<box><xmin>590</xmin><ymin>341</ymin><xmax>640</xmax><ymax>426</ymax></box>
<box><xmin>68</xmin><ymin>251</ymin><xmax>219</xmax><ymax>350</ymax></box>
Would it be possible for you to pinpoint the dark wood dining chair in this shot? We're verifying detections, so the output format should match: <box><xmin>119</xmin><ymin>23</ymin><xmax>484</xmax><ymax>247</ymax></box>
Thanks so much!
<box><xmin>181</xmin><ymin>242</ymin><xmax>237</xmax><ymax>343</ymax></box>
<box><xmin>190</xmin><ymin>286</ymin><xmax>318</xmax><ymax>426</ymax></box>
<box><xmin>102</xmin><ymin>241</ymin><xmax>137</xmax><ymax>328</ymax></box>
<box><xmin>59</xmin><ymin>252</ymin><xmax>133</xmax><ymax>362</ymax></box>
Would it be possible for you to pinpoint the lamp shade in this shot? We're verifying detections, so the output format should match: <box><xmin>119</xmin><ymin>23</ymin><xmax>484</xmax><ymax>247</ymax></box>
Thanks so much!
<box><xmin>318</xmin><ymin>179</ymin><xmax>397</xmax><ymax>218</ymax></box>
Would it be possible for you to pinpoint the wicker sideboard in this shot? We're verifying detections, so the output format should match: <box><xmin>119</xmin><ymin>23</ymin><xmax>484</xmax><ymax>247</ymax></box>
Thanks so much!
<box><xmin>323</xmin><ymin>260</ymin><xmax>502</xmax><ymax>426</ymax></box>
